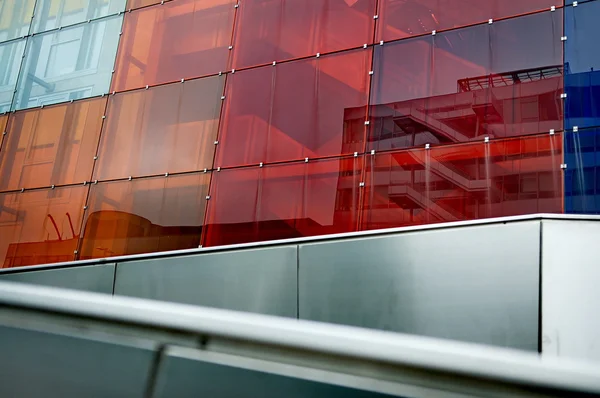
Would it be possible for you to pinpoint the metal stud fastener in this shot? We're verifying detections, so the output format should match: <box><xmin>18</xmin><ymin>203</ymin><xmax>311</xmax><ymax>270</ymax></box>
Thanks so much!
<box><xmin>359</xmin><ymin>182</ymin><xmax>365</xmax><ymax>187</ymax></box>
<box><xmin>305</xmin><ymin>157</ymin><xmax>309</xmax><ymax>163</ymax></box>
<box><xmin>165</xmin><ymin>172</ymin><xmax>169</xmax><ymax>177</ymax></box>
<box><xmin>214</xmin><ymin>140</ymin><xmax>219</xmax><ymax>145</ymax></box>
<box><xmin>371</xmin><ymin>149</ymin><xmax>375</xmax><ymax>155</ymax></box>
<box><xmin>206</xmin><ymin>195</ymin><xmax>211</xmax><ymax>200</ymax></box>
<box><xmin>484</xmin><ymin>136</ymin><xmax>490</xmax><ymax>143</ymax></box>
<box><xmin>259</xmin><ymin>162</ymin><xmax>263</xmax><ymax>167</ymax></box>
<box><xmin>573</xmin><ymin>126</ymin><xmax>579</xmax><ymax>133</ymax></box>
<box><xmin>425</xmin><ymin>143</ymin><xmax>430</xmax><ymax>149</ymax></box>
<box><xmin>549</xmin><ymin>129</ymin><xmax>555</xmax><ymax>135</ymax></box>
<box><xmin>488</xmin><ymin>19</ymin><xmax>493</xmax><ymax>24</ymax></box>
<box><xmin>354</xmin><ymin>152</ymin><xmax>358</xmax><ymax>157</ymax></box>
<box><xmin>560</xmin><ymin>164</ymin><xmax>568</xmax><ymax>169</ymax></box>
<box><xmin>93</xmin><ymin>155</ymin><xmax>98</xmax><ymax>160</ymax></box>
<box><xmin>128</xmin><ymin>176</ymin><xmax>132</xmax><ymax>181</ymax></box>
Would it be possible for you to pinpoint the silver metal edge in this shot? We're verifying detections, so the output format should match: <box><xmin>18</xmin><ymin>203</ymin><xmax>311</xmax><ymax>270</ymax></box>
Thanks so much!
<box><xmin>0</xmin><ymin>281</ymin><xmax>598</xmax><ymax>394</ymax></box>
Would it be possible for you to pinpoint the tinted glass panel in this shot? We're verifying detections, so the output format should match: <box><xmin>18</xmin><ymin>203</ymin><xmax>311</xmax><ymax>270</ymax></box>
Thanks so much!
<box><xmin>204</xmin><ymin>156</ymin><xmax>362</xmax><ymax>247</ymax></box>
<box><xmin>13</xmin><ymin>15</ymin><xmax>123</xmax><ymax>110</ymax></box>
<box><xmin>79</xmin><ymin>173</ymin><xmax>209</xmax><ymax>259</ymax></box>
<box><xmin>0</xmin><ymin>185</ymin><xmax>88</xmax><ymax>268</ymax></box>
<box><xmin>112</xmin><ymin>0</ymin><xmax>236</xmax><ymax>92</ymax></box>
<box><xmin>376</xmin><ymin>0</ymin><xmax>556</xmax><ymax>42</ymax></box>
<box><xmin>232</xmin><ymin>0</ymin><xmax>376</xmax><ymax>69</ymax></box>
<box><xmin>368</xmin><ymin>11</ymin><xmax>563</xmax><ymax>152</ymax></box>
<box><xmin>565</xmin><ymin>1</ymin><xmax>600</xmax><ymax>130</ymax></box>
<box><xmin>216</xmin><ymin>48</ymin><xmax>370</xmax><ymax>168</ymax></box>
<box><xmin>0</xmin><ymin>0</ymin><xmax>35</xmax><ymax>42</ymax></box>
<box><xmin>31</xmin><ymin>0</ymin><xmax>127</xmax><ymax>33</ymax></box>
<box><xmin>564</xmin><ymin>128</ymin><xmax>600</xmax><ymax>214</ymax></box>
<box><xmin>0</xmin><ymin>97</ymin><xmax>106</xmax><ymax>191</ymax></box>
<box><xmin>0</xmin><ymin>38</ymin><xmax>26</xmax><ymax>113</ymax></box>
<box><xmin>360</xmin><ymin>134</ymin><xmax>563</xmax><ymax>230</ymax></box>
<box><xmin>127</xmin><ymin>0</ymin><xmax>173</xmax><ymax>10</ymax></box>
<box><xmin>94</xmin><ymin>76</ymin><xmax>224</xmax><ymax>180</ymax></box>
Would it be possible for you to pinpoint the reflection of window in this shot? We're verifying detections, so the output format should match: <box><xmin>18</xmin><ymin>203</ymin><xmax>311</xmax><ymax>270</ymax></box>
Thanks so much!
<box><xmin>46</xmin><ymin>38</ymin><xmax>80</xmax><ymax>78</ymax></box>
<box><xmin>13</xmin><ymin>15</ymin><xmax>122</xmax><ymax>110</ymax></box>
<box><xmin>31</xmin><ymin>0</ymin><xmax>126</xmax><ymax>33</ymax></box>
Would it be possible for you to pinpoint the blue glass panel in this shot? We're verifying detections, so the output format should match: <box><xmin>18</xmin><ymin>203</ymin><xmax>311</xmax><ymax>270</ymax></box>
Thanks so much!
<box><xmin>564</xmin><ymin>128</ymin><xmax>600</xmax><ymax>213</ymax></box>
<box><xmin>12</xmin><ymin>14</ymin><xmax>123</xmax><ymax>111</ymax></box>
<box><xmin>565</xmin><ymin>0</ymin><xmax>600</xmax><ymax>129</ymax></box>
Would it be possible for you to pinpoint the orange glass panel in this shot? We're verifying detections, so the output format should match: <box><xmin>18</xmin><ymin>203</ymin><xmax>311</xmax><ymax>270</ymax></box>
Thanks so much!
<box><xmin>204</xmin><ymin>156</ymin><xmax>362</xmax><ymax>247</ymax></box>
<box><xmin>232</xmin><ymin>0</ymin><xmax>376</xmax><ymax>69</ymax></box>
<box><xmin>0</xmin><ymin>115</ymin><xmax>7</xmax><ymax>144</ymax></box>
<box><xmin>127</xmin><ymin>0</ymin><xmax>172</xmax><ymax>11</ymax></box>
<box><xmin>95</xmin><ymin>76</ymin><xmax>224</xmax><ymax>180</ymax></box>
<box><xmin>216</xmin><ymin>48</ymin><xmax>371</xmax><ymax>168</ymax></box>
<box><xmin>376</xmin><ymin>0</ymin><xmax>557</xmax><ymax>42</ymax></box>
<box><xmin>79</xmin><ymin>173</ymin><xmax>209</xmax><ymax>259</ymax></box>
<box><xmin>0</xmin><ymin>185</ymin><xmax>88</xmax><ymax>268</ymax></box>
<box><xmin>112</xmin><ymin>0</ymin><xmax>236</xmax><ymax>92</ymax></box>
<box><xmin>0</xmin><ymin>98</ymin><xmax>106</xmax><ymax>192</ymax></box>
<box><xmin>360</xmin><ymin>134</ymin><xmax>563</xmax><ymax>231</ymax></box>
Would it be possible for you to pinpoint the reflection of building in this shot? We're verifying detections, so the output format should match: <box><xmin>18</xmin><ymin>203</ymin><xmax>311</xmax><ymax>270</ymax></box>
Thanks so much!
<box><xmin>3</xmin><ymin>210</ymin><xmax>202</xmax><ymax>267</ymax></box>
<box><xmin>1</xmin><ymin>1</ymin><xmax>597</xmax><ymax>269</ymax></box>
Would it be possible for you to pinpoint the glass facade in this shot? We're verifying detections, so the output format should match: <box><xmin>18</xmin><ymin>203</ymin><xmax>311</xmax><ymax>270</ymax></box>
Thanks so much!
<box><xmin>0</xmin><ymin>0</ymin><xmax>595</xmax><ymax>268</ymax></box>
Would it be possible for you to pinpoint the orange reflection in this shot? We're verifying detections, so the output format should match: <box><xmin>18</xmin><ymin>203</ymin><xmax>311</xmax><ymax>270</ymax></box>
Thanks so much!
<box><xmin>0</xmin><ymin>98</ymin><xmax>106</xmax><ymax>191</ymax></box>
<box><xmin>79</xmin><ymin>173</ymin><xmax>210</xmax><ymax>259</ymax></box>
<box><xmin>113</xmin><ymin>0</ymin><xmax>236</xmax><ymax>92</ymax></box>
<box><xmin>0</xmin><ymin>186</ymin><xmax>88</xmax><ymax>268</ymax></box>
<box><xmin>95</xmin><ymin>77</ymin><xmax>223</xmax><ymax>180</ymax></box>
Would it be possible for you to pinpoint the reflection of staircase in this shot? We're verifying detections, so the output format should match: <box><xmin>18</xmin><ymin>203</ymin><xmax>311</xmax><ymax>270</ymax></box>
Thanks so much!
<box><xmin>398</xmin><ymin>151</ymin><xmax>489</xmax><ymax>192</ymax></box>
<box><xmin>387</xmin><ymin>184</ymin><xmax>460</xmax><ymax>221</ymax></box>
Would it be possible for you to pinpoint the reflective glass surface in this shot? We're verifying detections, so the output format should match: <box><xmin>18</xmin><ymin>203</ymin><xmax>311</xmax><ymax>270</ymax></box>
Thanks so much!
<box><xmin>204</xmin><ymin>156</ymin><xmax>362</xmax><ymax>246</ymax></box>
<box><xmin>79</xmin><ymin>173</ymin><xmax>209</xmax><ymax>259</ymax></box>
<box><xmin>565</xmin><ymin>0</ymin><xmax>600</xmax><ymax>130</ymax></box>
<box><xmin>232</xmin><ymin>0</ymin><xmax>376</xmax><ymax>69</ymax></box>
<box><xmin>360</xmin><ymin>134</ymin><xmax>563</xmax><ymax>230</ymax></box>
<box><xmin>0</xmin><ymin>38</ymin><xmax>26</xmax><ymax>113</ymax></box>
<box><xmin>127</xmin><ymin>0</ymin><xmax>172</xmax><ymax>10</ymax></box>
<box><xmin>564</xmin><ymin>128</ymin><xmax>600</xmax><ymax>214</ymax></box>
<box><xmin>13</xmin><ymin>14</ymin><xmax>123</xmax><ymax>110</ymax></box>
<box><xmin>94</xmin><ymin>76</ymin><xmax>224</xmax><ymax>180</ymax></box>
<box><xmin>112</xmin><ymin>0</ymin><xmax>236</xmax><ymax>92</ymax></box>
<box><xmin>368</xmin><ymin>10</ymin><xmax>563</xmax><ymax>152</ymax></box>
<box><xmin>216</xmin><ymin>48</ymin><xmax>371</xmax><ymax>168</ymax></box>
<box><xmin>0</xmin><ymin>97</ymin><xmax>106</xmax><ymax>191</ymax></box>
<box><xmin>0</xmin><ymin>0</ymin><xmax>35</xmax><ymax>42</ymax></box>
<box><xmin>376</xmin><ymin>0</ymin><xmax>557</xmax><ymax>42</ymax></box>
<box><xmin>31</xmin><ymin>0</ymin><xmax>127</xmax><ymax>34</ymax></box>
<box><xmin>0</xmin><ymin>185</ymin><xmax>88</xmax><ymax>268</ymax></box>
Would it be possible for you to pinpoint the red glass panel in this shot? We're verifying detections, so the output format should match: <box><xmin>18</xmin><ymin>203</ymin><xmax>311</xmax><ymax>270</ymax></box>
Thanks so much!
<box><xmin>95</xmin><ymin>76</ymin><xmax>224</xmax><ymax>180</ymax></box>
<box><xmin>232</xmin><ymin>0</ymin><xmax>376</xmax><ymax>69</ymax></box>
<box><xmin>112</xmin><ymin>0</ymin><xmax>236</xmax><ymax>92</ymax></box>
<box><xmin>204</xmin><ymin>156</ymin><xmax>363</xmax><ymax>246</ymax></box>
<box><xmin>377</xmin><ymin>0</ymin><xmax>557</xmax><ymax>42</ymax></box>
<box><xmin>0</xmin><ymin>98</ymin><xmax>106</xmax><ymax>192</ymax></box>
<box><xmin>0</xmin><ymin>185</ymin><xmax>88</xmax><ymax>268</ymax></box>
<box><xmin>79</xmin><ymin>173</ymin><xmax>209</xmax><ymax>259</ymax></box>
<box><xmin>368</xmin><ymin>12</ymin><xmax>563</xmax><ymax>151</ymax></box>
<box><xmin>360</xmin><ymin>134</ymin><xmax>563</xmax><ymax>231</ymax></box>
<box><xmin>216</xmin><ymin>48</ymin><xmax>371</xmax><ymax>168</ymax></box>
<box><xmin>127</xmin><ymin>0</ymin><xmax>173</xmax><ymax>11</ymax></box>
